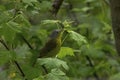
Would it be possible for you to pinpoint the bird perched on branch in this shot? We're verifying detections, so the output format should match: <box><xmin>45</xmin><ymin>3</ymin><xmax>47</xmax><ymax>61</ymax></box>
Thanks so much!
<box><xmin>38</xmin><ymin>29</ymin><xmax>64</xmax><ymax>58</ymax></box>
<box><xmin>31</xmin><ymin>29</ymin><xmax>64</xmax><ymax>66</ymax></box>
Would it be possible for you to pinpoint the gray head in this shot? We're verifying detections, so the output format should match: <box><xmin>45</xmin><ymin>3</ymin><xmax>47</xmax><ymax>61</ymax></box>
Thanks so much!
<box><xmin>49</xmin><ymin>29</ymin><xmax>62</xmax><ymax>39</ymax></box>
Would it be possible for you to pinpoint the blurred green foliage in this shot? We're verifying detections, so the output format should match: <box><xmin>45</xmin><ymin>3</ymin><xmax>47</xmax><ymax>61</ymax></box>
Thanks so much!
<box><xmin>0</xmin><ymin>0</ymin><xmax>119</xmax><ymax>80</ymax></box>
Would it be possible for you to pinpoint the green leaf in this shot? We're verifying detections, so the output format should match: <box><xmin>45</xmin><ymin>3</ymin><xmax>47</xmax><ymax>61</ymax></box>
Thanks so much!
<box><xmin>108</xmin><ymin>58</ymin><xmax>120</xmax><ymax>66</ymax></box>
<box><xmin>0</xmin><ymin>23</ymin><xmax>16</xmax><ymax>43</ymax></box>
<box><xmin>22</xmin><ymin>65</ymin><xmax>40</xmax><ymax>80</ymax></box>
<box><xmin>39</xmin><ymin>1</ymin><xmax>52</xmax><ymax>12</ymax></box>
<box><xmin>19</xmin><ymin>14</ymin><xmax>31</xmax><ymax>27</ymax></box>
<box><xmin>0</xmin><ymin>11</ymin><xmax>11</xmax><ymax>24</ymax></box>
<box><xmin>37</xmin><ymin>58</ymin><xmax>69</xmax><ymax>70</ymax></box>
<box><xmin>33</xmin><ymin>76</ymin><xmax>44</xmax><ymax>80</ymax></box>
<box><xmin>57</xmin><ymin>47</ymin><xmax>74</xmax><ymax>58</ymax></box>
<box><xmin>42</xmin><ymin>20</ymin><xmax>60</xmax><ymax>25</ymax></box>
<box><xmin>22</xmin><ymin>0</ymin><xmax>38</xmax><ymax>6</ymax></box>
<box><xmin>102</xmin><ymin>21</ymin><xmax>111</xmax><ymax>33</ymax></box>
<box><xmin>63</xmin><ymin>20</ymin><xmax>72</xmax><ymax>28</ymax></box>
<box><xmin>45</xmin><ymin>68</ymin><xmax>69</xmax><ymax>80</ymax></box>
<box><xmin>81</xmin><ymin>45</ymin><xmax>105</xmax><ymax>59</ymax></box>
<box><xmin>14</xmin><ymin>45</ymin><xmax>29</xmax><ymax>60</ymax></box>
<box><xmin>109</xmin><ymin>72</ymin><xmax>120</xmax><ymax>80</ymax></box>
<box><xmin>7</xmin><ymin>21</ymin><xmax>21</xmax><ymax>33</ymax></box>
<box><xmin>0</xmin><ymin>5</ymin><xmax>6</xmax><ymax>11</ymax></box>
<box><xmin>69</xmin><ymin>31</ymin><xmax>87</xmax><ymax>46</ymax></box>
<box><xmin>81</xmin><ymin>7</ymin><xmax>93</xmax><ymax>12</ymax></box>
<box><xmin>0</xmin><ymin>51</ymin><xmax>16</xmax><ymax>65</ymax></box>
<box><xmin>79</xmin><ymin>66</ymin><xmax>93</xmax><ymax>76</ymax></box>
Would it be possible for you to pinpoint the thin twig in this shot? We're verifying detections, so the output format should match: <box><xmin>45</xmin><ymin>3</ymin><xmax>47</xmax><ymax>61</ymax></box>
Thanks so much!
<box><xmin>0</xmin><ymin>39</ymin><xmax>9</xmax><ymax>50</ymax></box>
<box><xmin>61</xmin><ymin>31</ymin><xmax>69</xmax><ymax>45</ymax></box>
<box><xmin>42</xmin><ymin>65</ymin><xmax>48</xmax><ymax>74</ymax></box>
<box><xmin>14</xmin><ymin>61</ymin><xmax>25</xmax><ymax>77</ymax></box>
<box><xmin>85</xmin><ymin>56</ymin><xmax>100</xmax><ymax>80</ymax></box>
<box><xmin>0</xmin><ymin>39</ymin><xmax>27</xmax><ymax>80</ymax></box>
<box><xmin>84</xmin><ymin>2</ymin><xmax>99</xmax><ymax>79</ymax></box>
<box><xmin>51</xmin><ymin>0</ymin><xmax>64</xmax><ymax>16</ymax></box>
<box><xmin>20</xmin><ymin>35</ymin><xmax>33</xmax><ymax>49</ymax></box>
<box><xmin>20</xmin><ymin>35</ymin><xmax>48</xmax><ymax>74</ymax></box>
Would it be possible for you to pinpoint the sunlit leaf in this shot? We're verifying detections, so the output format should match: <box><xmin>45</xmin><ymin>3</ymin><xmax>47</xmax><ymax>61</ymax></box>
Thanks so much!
<box><xmin>42</xmin><ymin>20</ymin><xmax>60</xmax><ymax>25</ymax></box>
<box><xmin>69</xmin><ymin>31</ymin><xmax>87</xmax><ymax>46</ymax></box>
<box><xmin>45</xmin><ymin>68</ymin><xmax>69</xmax><ymax>80</ymax></box>
<box><xmin>57</xmin><ymin>47</ymin><xmax>74</xmax><ymax>58</ymax></box>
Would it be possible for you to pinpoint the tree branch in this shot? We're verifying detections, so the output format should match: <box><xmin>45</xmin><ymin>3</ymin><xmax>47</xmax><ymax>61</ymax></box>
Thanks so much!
<box><xmin>110</xmin><ymin>0</ymin><xmax>120</xmax><ymax>56</ymax></box>
<box><xmin>0</xmin><ymin>39</ymin><xmax>27</xmax><ymax>80</ymax></box>
<box><xmin>85</xmin><ymin>56</ymin><xmax>99</xmax><ymax>80</ymax></box>
<box><xmin>20</xmin><ymin>35</ymin><xmax>33</xmax><ymax>49</ymax></box>
<box><xmin>20</xmin><ymin>35</ymin><xmax>48</xmax><ymax>74</ymax></box>
<box><xmin>51</xmin><ymin>0</ymin><xmax>64</xmax><ymax>16</ymax></box>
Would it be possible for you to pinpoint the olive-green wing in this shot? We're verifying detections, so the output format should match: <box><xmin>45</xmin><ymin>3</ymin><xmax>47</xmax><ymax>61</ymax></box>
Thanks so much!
<box><xmin>39</xmin><ymin>39</ymin><xmax>57</xmax><ymax>58</ymax></box>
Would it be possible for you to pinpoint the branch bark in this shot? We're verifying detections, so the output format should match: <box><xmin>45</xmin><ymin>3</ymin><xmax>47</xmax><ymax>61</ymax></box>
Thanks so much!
<box><xmin>110</xmin><ymin>0</ymin><xmax>120</xmax><ymax>55</ymax></box>
<box><xmin>51</xmin><ymin>0</ymin><xmax>64</xmax><ymax>16</ymax></box>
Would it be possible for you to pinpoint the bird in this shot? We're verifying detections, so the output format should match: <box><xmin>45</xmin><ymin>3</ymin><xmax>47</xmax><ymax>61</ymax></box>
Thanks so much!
<box><xmin>38</xmin><ymin>29</ymin><xmax>64</xmax><ymax>58</ymax></box>
<box><xmin>31</xmin><ymin>29</ymin><xmax>64</xmax><ymax>66</ymax></box>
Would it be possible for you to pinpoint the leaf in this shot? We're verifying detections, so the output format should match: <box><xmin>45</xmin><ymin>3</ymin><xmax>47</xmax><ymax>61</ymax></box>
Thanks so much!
<box><xmin>18</xmin><ymin>14</ymin><xmax>31</xmax><ymax>27</ymax></box>
<box><xmin>7</xmin><ymin>21</ymin><xmax>21</xmax><ymax>33</ymax></box>
<box><xmin>42</xmin><ymin>20</ymin><xmax>60</xmax><ymax>25</ymax></box>
<box><xmin>14</xmin><ymin>45</ymin><xmax>29</xmax><ymax>60</ymax></box>
<box><xmin>79</xmin><ymin>66</ymin><xmax>93</xmax><ymax>76</ymax></box>
<box><xmin>37</xmin><ymin>58</ymin><xmax>69</xmax><ymax>70</ymax></box>
<box><xmin>102</xmin><ymin>21</ymin><xmax>111</xmax><ymax>33</ymax></box>
<box><xmin>0</xmin><ymin>23</ymin><xmax>16</xmax><ymax>43</ymax></box>
<box><xmin>108</xmin><ymin>58</ymin><xmax>120</xmax><ymax>66</ymax></box>
<box><xmin>22</xmin><ymin>65</ymin><xmax>40</xmax><ymax>80</ymax></box>
<box><xmin>109</xmin><ymin>72</ymin><xmax>120</xmax><ymax>80</ymax></box>
<box><xmin>0</xmin><ymin>51</ymin><xmax>15</xmax><ymax>65</ymax></box>
<box><xmin>45</xmin><ymin>68</ymin><xmax>69</xmax><ymax>80</ymax></box>
<box><xmin>37</xmin><ymin>29</ymin><xmax>48</xmax><ymax>44</ymax></box>
<box><xmin>22</xmin><ymin>0</ymin><xmax>38</xmax><ymax>6</ymax></box>
<box><xmin>38</xmin><ymin>1</ymin><xmax>52</xmax><ymax>12</ymax></box>
<box><xmin>33</xmin><ymin>76</ymin><xmax>44</xmax><ymax>80</ymax></box>
<box><xmin>0</xmin><ymin>5</ymin><xmax>6</xmax><ymax>11</ymax></box>
<box><xmin>69</xmin><ymin>31</ymin><xmax>87</xmax><ymax>46</ymax></box>
<box><xmin>0</xmin><ymin>11</ymin><xmax>11</xmax><ymax>24</ymax></box>
<box><xmin>81</xmin><ymin>45</ymin><xmax>105</xmax><ymax>59</ymax></box>
<box><xmin>63</xmin><ymin>20</ymin><xmax>73</xmax><ymax>28</ymax></box>
<box><xmin>57</xmin><ymin>47</ymin><xmax>74</xmax><ymax>58</ymax></box>
<box><xmin>81</xmin><ymin>7</ymin><xmax>93</xmax><ymax>12</ymax></box>
<box><xmin>51</xmin><ymin>68</ymin><xmax>65</xmax><ymax>75</ymax></box>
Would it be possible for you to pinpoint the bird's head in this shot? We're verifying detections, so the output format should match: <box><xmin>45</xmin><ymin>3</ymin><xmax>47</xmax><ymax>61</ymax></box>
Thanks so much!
<box><xmin>49</xmin><ymin>29</ymin><xmax>64</xmax><ymax>39</ymax></box>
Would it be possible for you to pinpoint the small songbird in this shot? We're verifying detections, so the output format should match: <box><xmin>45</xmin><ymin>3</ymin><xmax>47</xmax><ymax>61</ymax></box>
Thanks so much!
<box><xmin>38</xmin><ymin>29</ymin><xmax>64</xmax><ymax>58</ymax></box>
<box><xmin>31</xmin><ymin>29</ymin><xmax>64</xmax><ymax>66</ymax></box>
